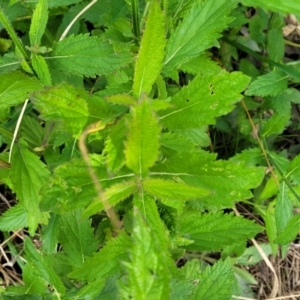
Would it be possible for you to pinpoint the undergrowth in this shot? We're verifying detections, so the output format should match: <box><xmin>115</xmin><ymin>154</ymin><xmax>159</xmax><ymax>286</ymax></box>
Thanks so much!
<box><xmin>0</xmin><ymin>0</ymin><xmax>300</xmax><ymax>299</ymax></box>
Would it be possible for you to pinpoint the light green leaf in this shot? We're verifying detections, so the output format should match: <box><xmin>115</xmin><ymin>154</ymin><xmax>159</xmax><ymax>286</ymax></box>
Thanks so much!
<box><xmin>236</xmin><ymin>244</ymin><xmax>273</xmax><ymax>266</ymax></box>
<box><xmin>286</xmin><ymin>154</ymin><xmax>300</xmax><ymax>184</ymax></box>
<box><xmin>163</xmin><ymin>0</ymin><xmax>237</xmax><ymax>72</ymax></box>
<box><xmin>11</xmin><ymin>144</ymin><xmax>50</xmax><ymax>234</ymax></box>
<box><xmin>0</xmin><ymin>71</ymin><xmax>43</xmax><ymax>110</ymax></box>
<box><xmin>83</xmin><ymin>180</ymin><xmax>137</xmax><ymax>218</ymax></box>
<box><xmin>24</xmin><ymin>236</ymin><xmax>65</xmax><ymax>294</ymax></box>
<box><xmin>241</xmin><ymin>0</ymin><xmax>300</xmax><ymax>15</ymax></box>
<box><xmin>159</xmin><ymin>71</ymin><xmax>250</xmax><ymax>129</ymax></box>
<box><xmin>58</xmin><ymin>209</ymin><xmax>98</xmax><ymax>267</ymax></box>
<box><xmin>69</xmin><ymin>233</ymin><xmax>131</xmax><ymax>281</ymax></box>
<box><xmin>179</xmin><ymin>212</ymin><xmax>263</xmax><ymax>251</ymax></box>
<box><xmin>143</xmin><ymin>178</ymin><xmax>211</xmax><ymax>212</ymax></box>
<box><xmin>262</xmin><ymin>113</ymin><xmax>290</xmax><ymax>137</ymax></box>
<box><xmin>31</xmin><ymin>82</ymin><xmax>89</xmax><ymax>137</ymax></box>
<box><xmin>245</xmin><ymin>70</ymin><xmax>289</xmax><ymax>97</ymax></box>
<box><xmin>0</xmin><ymin>52</ymin><xmax>20</xmax><ymax>74</ymax></box>
<box><xmin>47</xmin><ymin>34</ymin><xmax>133</xmax><ymax>77</ymax></box>
<box><xmin>29</xmin><ymin>0</ymin><xmax>48</xmax><ymax>46</ymax></box>
<box><xmin>195</xmin><ymin>258</ymin><xmax>234</xmax><ymax>300</ymax></box>
<box><xmin>125</xmin><ymin>100</ymin><xmax>161</xmax><ymax>177</ymax></box>
<box><xmin>151</xmin><ymin>152</ymin><xmax>265</xmax><ymax>208</ymax></box>
<box><xmin>105</xmin><ymin>94</ymin><xmax>136</xmax><ymax>106</ymax></box>
<box><xmin>160</xmin><ymin>132</ymin><xmax>197</xmax><ymax>152</ymax></box>
<box><xmin>133</xmin><ymin>0</ymin><xmax>166</xmax><ymax>98</ymax></box>
<box><xmin>0</xmin><ymin>204</ymin><xmax>28</xmax><ymax>231</ymax></box>
<box><xmin>275</xmin><ymin>214</ymin><xmax>300</xmax><ymax>245</ymax></box>
<box><xmin>119</xmin><ymin>208</ymin><xmax>170</xmax><ymax>299</ymax></box>
<box><xmin>32</xmin><ymin>54</ymin><xmax>52</xmax><ymax>86</ymax></box>
<box><xmin>76</xmin><ymin>278</ymin><xmax>106</xmax><ymax>299</ymax></box>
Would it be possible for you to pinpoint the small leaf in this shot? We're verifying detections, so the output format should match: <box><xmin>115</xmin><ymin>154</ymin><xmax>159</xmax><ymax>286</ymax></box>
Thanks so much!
<box><xmin>0</xmin><ymin>204</ymin><xmax>28</xmax><ymax>231</ymax></box>
<box><xmin>105</xmin><ymin>94</ymin><xmax>136</xmax><ymax>106</ymax></box>
<box><xmin>11</xmin><ymin>143</ymin><xmax>50</xmax><ymax>234</ymax></box>
<box><xmin>143</xmin><ymin>178</ymin><xmax>211</xmax><ymax>212</ymax></box>
<box><xmin>125</xmin><ymin>100</ymin><xmax>161</xmax><ymax>177</ymax></box>
<box><xmin>0</xmin><ymin>52</ymin><xmax>20</xmax><ymax>74</ymax></box>
<box><xmin>31</xmin><ymin>83</ymin><xmax>89</xmax><ymax>137</ymax></box>
<box><xmin>47</xmin><ymin>34</ymin><xmax>133</xmax><ymax>77</ymax></box>
<box><xmin>262</xmin><ymin>113</ymin><xmax>290</xmax><ymax>137</ymax></box>
<box><xmin>58</xmin><ymin>209</ymin><xmax>98</xmax><ymax>267</ymax></box>
<box><xmin>83</xmin><ymin>180</ymin><xmax>137</xmax><ymax>218</ymax></box>
<box><xmin>0</xmin><ymin>71</ymin><xmax>43</xmax><ymax>110</ymax></box>
<box><xmin>119</xmin><ymin>208</ymin><xmax>170</xmax><ymax>299</ymax></box>
<box><xmin>29</xmin><ymin>0</ymin><xmax>48</xmax><ymax>46</ymax></box>
<box><xmin>164</xmin><ymin>0</ymin><xmax>237</xmax><ymax>72</ymax></box>
<box><xmin>275</xmin><ymin>214</ymin><xmax>300</xmax><ymax>245</ymax></box>
<box><xmin>133</xmin><ymin>0</ymin><xmax>166</xmax><ymax>98</ymax></box>
<box><xmin>195</xmin><ymin>258</ymin><xmax>234</xmax><ymax>300</ymax></box>
<box><xmin>24</xmin><ymin>236</ymin><xmax>65</xmax><ymax>294</ymax></box>
<box><xmin>179</xmin><ymin>212</ymin><xmax>263</xmax><ymax>251</ymax></box>
<box><xmin>69</xmin><ymin>233</ymin><xmax>131</xmax><ymax>281</ymax></box>
<box><xmin>245</xmin><ymin>70</ymin><xmax>289</xmax><ymax>97</ymax></box>
<box><xmin>32</xmin><ymin>54</ymin><xmax>52</xmax><ymax>86</ymax></box>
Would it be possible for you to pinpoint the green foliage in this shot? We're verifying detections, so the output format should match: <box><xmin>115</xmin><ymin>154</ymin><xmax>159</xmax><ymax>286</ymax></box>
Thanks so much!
<box><xmin>0</xmin><ymin>0</ymin><xmax>298</xmax><ymax>299</ymax></box>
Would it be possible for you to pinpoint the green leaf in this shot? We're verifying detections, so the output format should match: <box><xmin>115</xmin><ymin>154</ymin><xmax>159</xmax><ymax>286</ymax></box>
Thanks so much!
<box><xmin>151</xmin><ymin>152</ymin><xmax>265</xmax><ymax>208</ymax></box>
<box><xmin>119</xmin><ymin>208</ymin><xmax>170</xmax><ymax>299</ymax></box>
<box><xmin>31</xmin><ymin>82</ymin><xmax>89</xmax><ymax>137</ymax></box>
<box><xmin>125</xmin><ymin>100</ymin><xmax>161</xmax><ymax>177</ymax></box>
<box><xmin>275</xmin><ymin>214</ymin><xmax>300</xmax><ymax>245</ymax></box>
<box><xmin>31</xmin><ymin>54</ymin><xmax>52</xmax><ymax>86</ymax></box>
<box><xmin>10</xmin><ymin>143</ymin><xmax>50</xmax><ymax>234</ymax></box>
<box><xmin>24</xmin><ymin>236</ymin><xmax>65</xmax><ymax>294</ymax></box>
<box><xmin>163</xmin><ymin>0</ymin><xmax>237</xmax><ymax>72</ymax></box>
<box><xmin>194</xmin><ymin>258</ymin><xmax>234</xmax><ymax>300</ymax></box>
<box><xmin>47</xmin><ymin>34</ymin><xmax>133</xmax><ymax>77</ymax></box>
<box><xmin>0</xmin><ymin>71</ymin><xmax>43</xmax><ymax>110</ymax></box>
<box><xmin>262</xmin><ymin>113</ymin><xmax>290</xmax><ymax>137</ymax></box>
<box><xmin>69</xmin><ymin>233</ymin><xmax>131</xmax><ymax>281</ymax></box>
<box><xmin>241</xmin><ymin>0</ymin><xmax>300</xmax><ymax>15</ymax></box>
<box><xmin>0</xmin><ymin>204</ymin><xmax>28</xmax><ymax>231</ymax></box>
<box><xmin>76</xmin><ymin>278</ymin><xmax>106</xmax><ymax>299</ymax></box>
<box><xmin>58</xmin><ymin>209</ymin><xmax>98</xmax><ymax>268</ymax></box>
<box><xmin>236</xmin><ymin>244</ymin><xmax>273</xmax><ymax>266</ymax></box>
<box><xmin>267</xmin><ymin>14</ymin><xmax>284</xmax><ymax>62</ymax></box>
<box><xmin>29</xmin><ymin>0</ymin><xmax>48</xmax><ymax>46</ymax></box>
<box><xmin>105</xmin><ymin>94</ymin><xmax>136</xmax><ymax>106</ymax></box>
<box><xmin>245</xmin><ymin>70</ymin><xmax>289</xmax><ymax>97</ymax></box>
<box><xmin>159</xmin><ymin>71</ymin><xmax>250</xmax><ymax>129</ymax></box>
<box><xmin>143</xmin><ymin>178</ymin><xmax>211</xmax><ymax>212</ymax></box>
<box><xmin>0</xmin><ymin>52</ymin><xmax>20</xmax><ymax>74</ymax></box>
<box><xmin>133</xmin><ymin>0</ymin><xmax>166</xmax><ymax>98</ymax></box>
<box><xmin>179</xmin><ymin>212</ymin><xmax>263</xmax><ymax>251</ymax></box>
<box><xmin>83</xmin><ymin>180</ymin><xmax>137</xmax><ymax>218</ymax></box>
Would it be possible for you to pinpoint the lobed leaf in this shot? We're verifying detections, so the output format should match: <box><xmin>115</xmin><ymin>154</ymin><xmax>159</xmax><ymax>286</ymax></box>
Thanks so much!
<box><xmin>47</xmin><ymin>34</ymin><xmax>133</xmax><ymax>77</ymax></box>
<box><xmin>125</xmin><ymin>100</ymin><xmax>161</xmax><ymax>178</ymax></box>
<box><xmin>133</xmin><ymin>0</ymin><xmax>166</xmax><ymax>98</ymax></box>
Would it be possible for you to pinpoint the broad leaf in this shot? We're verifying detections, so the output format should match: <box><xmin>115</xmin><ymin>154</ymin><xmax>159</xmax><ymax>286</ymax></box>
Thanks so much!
<box><xmin>195</xmin><ymin>258</ymin><xmax>234</xmax><ymax>300</ymax></box>
<box><xmin>125</xmin><ymin>100</ymin><xmax>161</xmax><ymax>177</ymax></box>
<box><xmin>69</xmin><ymin>233</ymin><xmax>131</xmax><ymax>281</ymax></box>
<box><xmin>24</xmin><ymin>236</ymin><xmax>65</xmax><ymax>294</ymax></box>
<box><xmin>0</xmin><ymin>71</ymin><xmax>43</xmax><ymax>110</ymax></box>
<box><xmin>262</xmin><ymin>113</ymin><xmax>290</xmax><ymax>137</ymax></box>
<box><xmin>275</xmin><ymin>214</ymin><xmax>300</xmax><ymax>245</ymax></box>
<box><xmin>47</xmin><ymin>34</ymin><xmax>133</xmax><ymax>77</ymax></box>
<box><xmin>159</xmin><ymin>71</ymin><xmax>250</xmax><ymax>129</ymax></box>
<box><xmin>0</xmin><ymin>52</ymin><xmax>20</xmax><ymax>74</ymax></box>
<box><xmin>119</xmin><ymin>208</ymin><xmax>170</xmax><ymax>299</ymax></box>
<box><xmin>245</xmin><ymin>70</ymin><xmax>289</xmax><ymax>97</ymax></box>
<box><xmin>143</xmin><ymin>178</ymin><xmax>211</xmax><ymax>212</ymax></box>
<box><xmin>31</xmin><ymin>82</ymin><xmax>89</xmax><ymax>137</ymax></box>
<box><xmin>163</xmin><ymin>0</ymin><xmax>237</xmax><ymax>72</ymax></box>
<box><xmin>133</xmin><ymin>0</ymin><xmax>166</xmax><ymax>98</ymax></box>
<box><xmin>29</xmin><ymin>0</ymin><xmax>48</xmax><ymax>46</ymax></box>
<box><xmin>58</xmin><ymin>209</ymin><xmax>98</xmax><ymax>267</ymax></box>
<box><xmin>0</xmin><ymin>204</ymin><xmax>28</xmax><ymax>231</ymax></box>
<box><xmin>179</xmin><ymin>212</ymin><xmax>263</xmax><ymax>251</ymax></box>
<box><xmin>11</xmin><ymin>143</ymin><xmax>50</xmax><ymax>234</ymax></box>
<box><xmin>151</xmin><ymin>151</ymin><xmax>265</xmax><ymax>208</ymax></box>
